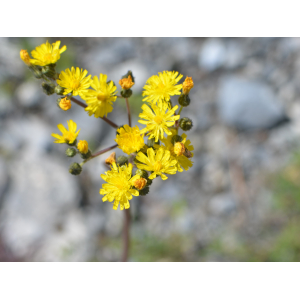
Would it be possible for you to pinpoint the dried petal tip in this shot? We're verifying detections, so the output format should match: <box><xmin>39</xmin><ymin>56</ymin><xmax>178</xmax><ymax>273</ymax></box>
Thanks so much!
<box><xmin>105</xmin><ymin>152</ymin><xmax>116</xmax><ymax>165</ymax></box>
<box><xmin>133</xmin><ymin>178</ymin><xmax>147</xmax><ymax>190</ymax></box>
<box><xmin>174</xmin><ymin>142</ymin><xmax>186</xmax><ymax>156</ymax></box>
<box><xmin>182</xmin><ymin>77</ymin><xmax>194</xmax><ymax>95</ymax></box>
<box><xmin>58</xmin><ymin>97</ymin><xmax>72</xmax><ymax>111</ymax></box>
<box><xmin>119</xmin><ymin>75</ymin><xmax>134</xmax><ymax>90</ymax></box>
<box><xmin>20</xmin><ymin>49</ymin><xmax>31</xmax><ymax>66</ymax></box>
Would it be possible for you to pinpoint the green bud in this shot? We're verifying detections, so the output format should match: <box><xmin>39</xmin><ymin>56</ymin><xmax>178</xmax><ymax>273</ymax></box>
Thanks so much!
<box><xmin>54</xmin><ymin>85</ymin><xmax>65</xmax><ymax>95</ymax></box>
<box><xmin>29</xmin><ymin>66</ymin><xmax>43</xmax><ymax>79</ymax></box>
<box><xmin>69</xmin><ymin>162</ymin><xmax>82</xmax><ymax>175</ymax></box>
<box><xmin>178</xmin><ymin>94</ymin><xmax>191</xmax><ymax>107</ymax></box>
<box><xmin>179</xmin><ymin>117</ymin><xmax>193</xmax><ymax>131</ymax></box>
<box><xmin>139</xmin><ymin>186</ymin><xmax>149</xmax><ymax>196</ymax></box>
<box><xmin>80</xmin><ymin>150</ymin><xmax>92</xmax><ymax>160</ymax></box>
<box><xmin>147</xmin><ymin>137</ymin><xmax>160</xmax><ymax>148</ymax></box>
<box><xmin>146</xmin><ymin>178</ymin><xmax>152</xmax><ymax>187</ymax></box>
<box><xmin>65</xmin><ymin>148</ymin><xmax>77</xmax><ymax>157</ymax></box>
<box><xmin>171</xmin><ymin>135</ymin><xmax>183</xmax><ymax>145</ymax></box>
<box><xmin>42</xmin><ymin>64</ymin><xmax>57</xmax><ymax>79</ymax></box>
<box><xmin>135</xmin><ymin>169</ymin><xmax>148</xmax><ymax>179</ymax></box>
<box><xmin>121</xmin><ymin>70</ymin><xmax>135</xmax><ymax>82</ymax></box>
<box><xmin>41</xmin><ymin>82</ymin><xmax>55</xmax><ymax>95</ymax></box>
<box><xmin>117</xmin><ymin>155</ymin><xmax>128</xmax><ymax>166</ymax></box>
<box><xmin>121</xmin><ymin>89</ymin><xmax>132</xmax><ymax>98</ymax></box>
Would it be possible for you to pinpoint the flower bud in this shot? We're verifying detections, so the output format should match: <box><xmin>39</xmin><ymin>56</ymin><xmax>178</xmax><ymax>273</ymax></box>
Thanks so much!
<box><xmin>147</xmin><ymin>137</ymin><xmax>160</xmax><ymax>148</ymax></box>
<box><xmin>54</xmin><ymin>85</ymin><xmax>65</xmax><ymax>95</ymax></box>
<box><xmin>139</xmin><ymin>186</ymin><xmax>149</xmax><ymax>196</ymax></box>
<box><xmin>135</xmin><ymin>169</ymin><xmax>148</xmax><ymax>179</ymax></box>
<box><xmin>58</xmin><ymin>97</ymin><xmax>72</xmax><ymax>111</ymax></box>
<box><xmin>69</xmin><ymin>162</ymin><xmax>82</xmax><ymax>175</ymax></box>
<box><xmin>178</xmin><ymin>94</ymin><xmax>190</xmax><ymax>107</ymax></box>
<box><xmin>179</xmin><ymin>117</ymin><xmax>193</xmax><ymax>131</ymax></box>
<box><xmin>171</xmin><ymin>135</ymin><xmax>183</xmax><ymax>145</ymax></box>
<box><xmin>65</xmin><ymin>148</ymin><xmax>77</xmax><ymax>157</ymax></box>
<box><xmin>133</xmin><ymin>178</ymin><xmax>147</xmax><ymax>190</ymax></box>
<box><xmin>29</xmin><ymin>66</ymin><xmax>43</xmax><ymax>79</ymax></box>
<box><xmin>41</xmin><ymin>82</ymin><xmax>55</xmax><ymax>95</ymax></box>
<box><xmin>182</xmin><ymin>76</ymin><xmax>194</xmax><ymax>95</ymax></box>
<box><xmin>119</xmin><ymin>75</ymin><xmax>134</xmax><ymax>90</ymax></box>
<box><xmin>117</xmin><ymin>155</ymin><xmax>128</xmax><ymax>166</ymax></box>
<box><xmin>42</xmin><ymin>64</ymin><xmax>57</xmax><ymax>79</ymax></box>
<box><xmin>121</xmin><ymin>70</ymin><xmax>135</xmax><ymax>83</ymax></box>
<box><xmin>80</xmin><ymin>150</ymin><xmax>91</xmax><ymax>159</ymax></box>
<box><xmin>120</xmin><ymin>89</ymin><xmax>132</xmax><ymax>98</ymax></box>
<box><xmin>20</xmin><ymin>49</ymin><xmax>31</xmax><ymax>66</ymax></box>
<box><xmin>146</xmin><ymin>178</ymin><xmax>152</xmax><ymax>187</ymax></box>
<box><xmin>105</xmin><ymin>152</ymin><xmax>116</xmax><ymax>165</ymax></box>
<box><xmin>174</xmin><ymin>142</ymin><xmax>185</xmax><ymax>156</ymax></box>
<box><xmin>77</xmin><ymin>140</ymin><xmax>89</xmax><ymax>154</ymax></box>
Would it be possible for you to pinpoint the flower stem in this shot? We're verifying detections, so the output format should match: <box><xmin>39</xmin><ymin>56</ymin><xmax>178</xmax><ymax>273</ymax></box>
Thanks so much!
<box><xmin>178</xmin><ymin>105</ymin><xmax>183</xmax><ymax>115</ymax></box>
<box><xmin>125</xmin><ymin>98</ymin><xmax>131</xmax><ymax>127</ymax></box>
<box><xmin>70</xmin><ymin>97</ymin><xmax>119</xmax><ymax>129</ymax></box>
<box><xmin>121</xmin><ymin>208</ymin><xmax>131</xmax><ymax>262</ymax></box>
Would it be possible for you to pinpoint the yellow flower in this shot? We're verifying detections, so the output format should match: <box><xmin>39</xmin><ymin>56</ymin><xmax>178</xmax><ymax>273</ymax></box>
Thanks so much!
<box><xmin>30</xmin><ymin>41</ymin><xmax>67</xmax><ymax>66</ymax></box>
<box><xmin>115</xmin><ymin>125</ymin><xmax>145</xmax><ymax>155</ymax></box>
<box><xmin>119</xmin><ymin>75</ymin><xmax>134</xmax><ymax>90</ymax></box>
<box><xmin>138</xmin><ymin>102</ymin><xmax>180</xmax><ymax>142</ymax></box>
<box><xmin>81</xmin><ymin>74</ymin><xmax>117</xmax><ymax>118</ymax></box>
<box><xmin>57</xmin><ymin>67</ymin><xmax>92</xmax><ymax>97</ymax></box>
<box><xmin>159</xmin><ymin>129</ymin><xmax>194</xmax><ymax>172</ymax></box>
<box><xmin>133</xmin><ymin>178</ymin><xmax>147</xmax><ymax>190</ymax></box>
<box><xmin>135</xmin><ymin>147</ymin><xmax>177</xmax><ymax>180</ymax></box>
<box><xmin>51</xmin><ymin>120</ymin><xmax>80</xmax><ymax>144</ymax></box>
<box><xmin>20</xmin><ymin>49</ymin><xmax>31</xmax><ymax>66</ymax></box>
<box><xmin>100</xmin><ymin>163</ymin><xmax>140</xmax><ymax>210</ymax></box>
<box><xmin>182</xmin><ymin>76</ymin><xmax>194</xmax><ymax>95</ymax></box>
<box><xmin>105</xmin><ymin>152</ymin><xmax>116</xmax><ymax>165</ymax></box>
<box><xmin>142</xmin><ymin>71</ymin><xmax>183</xmax><ymax>106</ymax></box>
<box><xmin>59</xmin><ymin>97</ymin><xmax>72</xmax><ymax>111</ymax></box>
<box><xmin>77</xmin><ymin>140</ymin><xmax>89</xmax><ymax>154</ymax></box>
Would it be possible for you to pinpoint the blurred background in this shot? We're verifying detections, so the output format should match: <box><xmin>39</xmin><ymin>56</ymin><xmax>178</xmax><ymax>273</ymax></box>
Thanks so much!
<box><xmin>1</xmin><ymin>37</ymin><xmax>300</xmax><ymax>261</ymax></box>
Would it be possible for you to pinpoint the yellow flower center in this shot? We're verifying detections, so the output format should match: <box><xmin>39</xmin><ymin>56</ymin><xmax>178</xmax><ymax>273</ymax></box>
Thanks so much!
<box><xmin>97</xmin><ymin>94</ymin><xmax>107</xmax><ymax>102</ymax></box>
<box><xmin>44</xmin><ymin>53</ymin><xmax>52</xmax><ymax>61</ymax></box>
<box><xmin>153</xmin><ymin>161</ymin><xmax>163</xmax><ymax>172</ymax></box>
<box><xmin>70</xmin><ymin>79</ymin><xmax>80</xmax><ymax>90</ymax></box>
<box><xmin>63</xmin><ymin>132</ymin><xmax>76</xmax><ymax>143</ymax></box>
<box><xmin>154</xmin><ymin>115</ymin><xmax>163</xmax><ymax>124</ymax></box>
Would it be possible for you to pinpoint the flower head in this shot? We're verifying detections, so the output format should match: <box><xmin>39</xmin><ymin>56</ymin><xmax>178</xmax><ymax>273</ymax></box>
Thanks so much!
<box><xmin>142</xmin><ymin>71</ymin><xmax>183</xmax><ymax>106</ymax></box>
<box><xmin>59</xmin><ymin>97</ymin><xmax>72</xmax><ymax>111</ymax></box>
<box><xmin>135</xmin><ymin>147</ymin><xmax>177</xmax><ymax>180</ymax></box>
<box><xmin>30</xmin><ymin>41</ymin><xmax>67</xmax><ymax>66</ymax></box>
<box><xmin>119</xmin><ymin>75</ymin><xmax>134</xmax><ymax>90</ymax></box>
<box><xmin>51</xmin><ymin>120</ymin><xmax>80</xmax><ymax>144</ymax></box>
<box><xmin>20</xmin><ymin>49</ymin><xmax>31</xmax><ymax>66</ymax></box>
<box><xmin>138</xmin><ymin>102</ymin><xmax>180</xmax><ymax>142</ymax></box>
<box><xmin>77</xmin><ymin>140</ymin><xmax>89</xmax><ymax>154</ymax></box>
<box><xmin>133</xmin><ymin>178</ymin><xmax>147</xmax><ymax>190</ymax></box>
<box><xmin>81</xmin><ymin>74</ymin><xmax>117</xmax><ymax>118</ymax></box>
<box><xmin>115</xmin><ymin>125</ymin><xmax>145</xmax><ymax>155</ymax></box>
<box><xmin>182</xmin><ymin>76</ymin><xmax>194</xmax><ymax>95</ymax></box>
<box><xmin>100</xmin><ymin>163</ymin><xmax>140</xmax><ymax>210</ymax></box>
<box><xmin>57</xmin><ymin>67</ymin><xmax>92</xmax><ymax>97</ymax></box>
<box><xmin>159</xmin><ymin>129</ymin><xmax>194</xmax><ymax>172</ymax></box>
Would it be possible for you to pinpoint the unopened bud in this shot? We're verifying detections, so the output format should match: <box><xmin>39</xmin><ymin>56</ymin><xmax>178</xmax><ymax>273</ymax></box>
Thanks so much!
<box><xmin>135</xmin><ymin>169</ymin><xmax>148</xmax><ymax>179</ymax></box>
<box><xmin>58</xmin><ymin>97</ymin><xmax>72</xmax><ymax>111</ymax></box>
<box><xmin>20</xmin><ymin>49</ymin><xmax>31</xmax><ymax>66</ymax></box>
<box><xmin>121</xmin><ymin>70</ymin><xmax>135</xmax><ymax>83</ymax></box>
<box><xmin>29</xmin><ymin>66</ymin><xmax>43</xmax><ymax>79</ymax></box>
<box><xmin>146</xmin><ymin>178</ymin><xmax>152</xmax><ymax>187</ymax></box>
<box><xmin>182</xmin><ymin>76</ymin><xmax>194</xmax><ymax>95</ymax></box>
<box><xmin>42</xmin><ymin>64</ymin><xmax>57</xmax><ymax>79</ymax></box>
<box><xmin>117</xmin><ymin>155</ymin><xmax>128</xmax><ymax>166</ymax></box>
<box><xmin>54</xmin><ymin>85</ymin><xmax>65</xmax><ymax>95</ymax></box>
<box><xmin>133</xmin><ymin>178</ymin><xmax>147</xmax><ymax>190</ymax></box>
<box><xmin>139</xmin><ymin>186</ymin><xmax>149</xmax><ymax>196</ymax></box>
<box><xmin>171</xmin><ymin>135</ymin><xmax>183</xmax><ymax>145</ymax></box>
<box><xmin>178</xmin><ymin>94</ymin><xmax>190</xmax><ymax>107</ymax></box>
<box><xmin>179</xmin><ymin>117</ymin><xmax>193</xmax><ymax>131</ymax></box>
<box><xmin>41</xmin><ymin>82</ymin><xmax>55</xmax><ymax>95</ymax></box>
<box><xmin>119</xmin><ymin>75</ymin><xmax>134</xmax><ymax>90</ymax></box>
<box><xmin>121</xmin><ymin>89</ymin><xmax>132</xmax><ymax>98</ymax></box>
<box><xmin>65</xmin><ymin>148</ymin><xmax>77</xmax><ymax>157</ymax></box>
<box><xmin>77</xmin><ymin>140</ymin><xmax>89</xmax><ymax>154</ymax></box>
<box><xmin>69</xmin><ymin>162</ymin><xmax>82</xmax><ymax>175</ymax></box>
<box><xmin>105</xmin><ymin>152</ymin><xmax>116</xmax><ymax>165</ymax></box>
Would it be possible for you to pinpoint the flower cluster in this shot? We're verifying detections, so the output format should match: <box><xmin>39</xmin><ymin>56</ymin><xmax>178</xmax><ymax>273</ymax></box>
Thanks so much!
<box><xmin>20</xmin><ymin>40</ymin><xmax>195</xmax><ymax>211</ymax></box>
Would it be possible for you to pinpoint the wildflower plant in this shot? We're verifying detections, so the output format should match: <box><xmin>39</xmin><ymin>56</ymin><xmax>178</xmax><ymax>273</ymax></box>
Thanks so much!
<box><xmin>20</xmin><ymin>40</ymin><xmax>195</xmax><ymax>261</ymax></box>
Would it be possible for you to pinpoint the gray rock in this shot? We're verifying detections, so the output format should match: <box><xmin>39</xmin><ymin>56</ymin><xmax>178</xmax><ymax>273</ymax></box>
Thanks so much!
<box><xmin>217</xmin><ymin>76</ymin><xmax>289</xmax><ymax>130</ymax></box>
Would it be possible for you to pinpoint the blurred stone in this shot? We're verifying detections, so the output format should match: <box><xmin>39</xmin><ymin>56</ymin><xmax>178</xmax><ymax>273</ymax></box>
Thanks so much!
<box><xmin>217</xmin><ymin>76</ymin><xmax>289</xmax><ymax>130</ymax></box>
<box><xmin>16</xmin><ymin>81</ymin><xmax>43</xmax><ymax>108</ymax></box>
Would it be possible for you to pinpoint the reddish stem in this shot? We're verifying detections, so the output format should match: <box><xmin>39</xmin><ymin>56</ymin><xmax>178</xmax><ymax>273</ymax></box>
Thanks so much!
<box><xmin>121</xmin><ymin>208</ymin><xmax>131</xmax><ymax>262</ymax></box>
<box><xmin>91</xmin><ymin>144</ymin><xmax>118</xmax><ymax>158</ymax></box>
